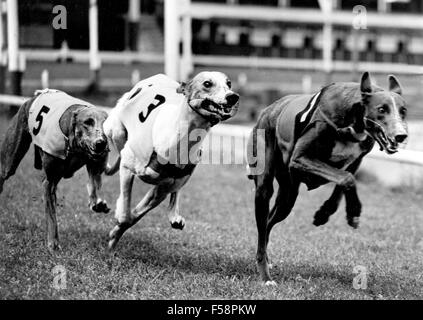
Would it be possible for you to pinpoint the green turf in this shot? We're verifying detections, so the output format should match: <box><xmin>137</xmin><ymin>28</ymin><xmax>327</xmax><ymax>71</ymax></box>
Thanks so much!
<box><xmin>0</xmin><ymin>117</ymin><xmax>422</xmax><ymax>299</ymax></box>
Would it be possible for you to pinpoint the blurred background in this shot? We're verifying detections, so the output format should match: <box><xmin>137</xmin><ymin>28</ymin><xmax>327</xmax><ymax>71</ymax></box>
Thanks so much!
<box><xmin>0</xmin><ymin>0</ymin><xmax>422</xmax><ymax>186</ymax></box>
<box><xmin>2</xmin><ymin>0</ymin><xmax>422</xmax><ymax>118</ymax></box>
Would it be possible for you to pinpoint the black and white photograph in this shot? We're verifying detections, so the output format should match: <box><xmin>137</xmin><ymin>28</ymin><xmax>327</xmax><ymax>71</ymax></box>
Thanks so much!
<box><xmin>0</xmin><ymin>0</ymin><xmax>422</xmax><ymax>304</ymax></box>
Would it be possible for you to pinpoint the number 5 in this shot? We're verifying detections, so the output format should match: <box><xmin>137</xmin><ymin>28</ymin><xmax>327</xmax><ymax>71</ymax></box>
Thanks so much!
<box><xmin>33</xmin><ymin>105</ymin><xmax>50</xmax><ymax>136</ymax></box>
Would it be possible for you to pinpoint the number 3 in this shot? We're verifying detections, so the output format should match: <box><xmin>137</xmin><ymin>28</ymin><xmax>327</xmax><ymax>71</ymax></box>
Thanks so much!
<box><xmin>33</xmin><ymin>105</ymin><xmax>50</xmax><ymax>136</ymax></box>
<box><xmin>139</xmin><ymin>94</ymin><xmax>166</xmax><ymax>123</ymax></box>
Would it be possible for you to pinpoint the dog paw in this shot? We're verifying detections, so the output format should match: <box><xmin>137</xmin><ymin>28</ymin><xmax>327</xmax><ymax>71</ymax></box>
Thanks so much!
<box><xmin>107</xmin><ymin>227</ymin><xmax>120</xmax><ymax>251</ymax></box>
<box><xmin>264</xmin><ymin>280</ymin><xmax>277</xmax><ymax>286</ymax></box>
<box><xmin>90</xmin><ymin>199</ymin><xmax>111</xmax><ymax>214</ymax></box>
<box><xmin>170</xmin><ymin>216</ymin><xmax>185</xmax><ymax>230</ymax></box>
<box><xmin>47</xmin><ymin>241</ymin><xmax>61</xmax><ymax>253</ymax></box>
<box><xmin>313</xmin><ymin>213</ymin><xmax>329</xmax><ymax>226</ymax></box>
<box><xmin>347</xmin><ymin>216</ymin><xmax>360</xmax><ymax>229</ymax></box>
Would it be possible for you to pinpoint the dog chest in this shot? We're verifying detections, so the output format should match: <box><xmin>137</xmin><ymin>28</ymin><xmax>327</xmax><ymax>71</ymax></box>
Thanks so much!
<box><xmin>329</xmin><ymin>140</ymin><xmax>363</xmax><ymax>169</ymax></box>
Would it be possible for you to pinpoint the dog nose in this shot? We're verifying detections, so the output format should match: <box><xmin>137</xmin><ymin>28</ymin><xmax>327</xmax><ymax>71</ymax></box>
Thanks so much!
<box><xmin>394</xmin><ymin>134</ymin><xmax>407</xmax><ymax>143</ymax></box>
<box><xmin>94</xmin><ymin>139</ymin><xmax>107</xmax><ymax>152</ymax></box>
<box><xmin>226</xmin><ymin>93</ymin><xmax>239</xmax><ymax>106</ymax></box>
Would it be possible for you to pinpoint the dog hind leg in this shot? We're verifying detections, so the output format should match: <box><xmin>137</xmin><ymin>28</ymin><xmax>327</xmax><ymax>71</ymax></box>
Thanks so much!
<box><xmin>0</xmin><ymin>102</ymin><xmax>32</xmax><ymax>194</ymax></box>
<box><xmin>265</xmin><ymin>175</ymin><xmax>300</xmax><ymax>251</ymax></box>
<box><xmin>168</xmin><ymin>191</ymin><xmax>185</xmax><ymax>230</ymax></box>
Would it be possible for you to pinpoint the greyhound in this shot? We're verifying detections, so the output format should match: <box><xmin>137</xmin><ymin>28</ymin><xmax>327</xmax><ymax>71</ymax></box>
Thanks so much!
<box><xmin>103</xmin><ymin>72</ymin><xmax>239</xmax><ymax>250</ymax></box>
<box><xmin>246</xmin><ymin>72</ymin><xmax>408</xmax><ymax>284</ymax></box>
<box><xmin>0</xmin><ymin>89</ymin><xmax>110</xmax><ymax>251</ymax></box>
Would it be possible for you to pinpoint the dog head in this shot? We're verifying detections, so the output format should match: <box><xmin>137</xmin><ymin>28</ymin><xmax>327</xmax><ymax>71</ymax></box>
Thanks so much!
<box><xmin>70</xmin><ymin>107</ymin><xmax>109</xmax><ymax>159</ymax></box>
<box><xmin>178</xmin><ymin>71</ymin><xmax>239</xmax><ymax>123</ymax></box>
<box><xmin>360</xmin><ymin>72</ymin><xmax>408</xmax><ymax>154</ymax></box>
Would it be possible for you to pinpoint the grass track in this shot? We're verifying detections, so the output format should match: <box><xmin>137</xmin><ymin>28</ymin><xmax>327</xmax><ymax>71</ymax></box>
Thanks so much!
<box><xmin>0</xmin><ymin>116</ymin><xmax>422</xmax><ymax>299</ymax></box>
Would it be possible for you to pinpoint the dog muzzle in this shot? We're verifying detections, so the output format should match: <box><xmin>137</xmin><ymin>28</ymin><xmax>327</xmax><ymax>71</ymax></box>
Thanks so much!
<box><xmin>189</xmin><ymin>98</ymin><xmax>239</xmax><ymax>125</ymax></box>
<box><xmin>364</xmin><ymin>118</ymin><xmax>402</xmax><ymax>154</ymax></box>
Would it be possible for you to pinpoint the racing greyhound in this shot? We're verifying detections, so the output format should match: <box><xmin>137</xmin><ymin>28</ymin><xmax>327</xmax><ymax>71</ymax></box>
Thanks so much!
<box><xmin>0</xmin><ymin>89</ymin><xmax>110</xmax><ymax>251</ymax></box>
<box><xmin>104</xmin><ymin>72</ymin><xmax>239</xmax><ymax>250</ymax></box>
<box><xmin>247</xmin><ymin>72</ymin><xmax>408</xmax><ymax>284</ymax></box>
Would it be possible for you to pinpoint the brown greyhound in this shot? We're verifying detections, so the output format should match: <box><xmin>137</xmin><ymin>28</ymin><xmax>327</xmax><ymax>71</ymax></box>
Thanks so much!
<box><xmin>247</xmin><ymin>72</ymin><xmax>408</xmax><ymax>284</ymax></box>
<box><xmin>0</xmin><ymin>89</ymin><xmax>110</xmax><ymax>251</ymax></box>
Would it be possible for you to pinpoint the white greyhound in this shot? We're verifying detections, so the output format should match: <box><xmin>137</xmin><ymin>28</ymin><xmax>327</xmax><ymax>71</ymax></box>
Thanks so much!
<box><xmin>103</xmin><ymin>72</ymin><xmax>239</xmax><ymax>250</ymax></box>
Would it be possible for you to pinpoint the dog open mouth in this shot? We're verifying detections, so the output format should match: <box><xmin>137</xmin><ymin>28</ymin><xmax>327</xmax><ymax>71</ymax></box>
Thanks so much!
<box><xmin>365</xmin><ymin>118</ymin><xmax>400</xmax><ymax>154</ymax></box>
<box><xmin>371</xmin><ymin>127</ymin><xmax>399</xmax><ymax>154</ymax></box>
<box><xmin>201</xmin><ymin>99</ymin><xmax>235</xmax><ymax>117</ymax></box>
<box><xmin>86</xmin><ymin>145</ymin><xmax>109</xmax><ymax>160</ymax></box>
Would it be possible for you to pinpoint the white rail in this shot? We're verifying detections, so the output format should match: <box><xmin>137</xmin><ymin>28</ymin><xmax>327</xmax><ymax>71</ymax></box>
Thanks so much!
<box><xmin>190</xmin><ymin>4</ymin><xmax>423</xmax><ymax>30</ymax></box>
<box><xmin>20</xmin><ymin>49</ymin><xmax>423</xmax><ymax>75</ymax></box>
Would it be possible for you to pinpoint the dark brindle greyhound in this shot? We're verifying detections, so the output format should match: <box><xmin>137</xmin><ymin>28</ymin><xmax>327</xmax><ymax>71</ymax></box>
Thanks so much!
<box><xmin>247</xmin><ymin>72</ymin><xmax>408</xmax><ymax>284</ymax></box>
<box><xmin>0</xmin><ymin>89</ymin><xmax>110</xmax><ymax>251</ymax></box>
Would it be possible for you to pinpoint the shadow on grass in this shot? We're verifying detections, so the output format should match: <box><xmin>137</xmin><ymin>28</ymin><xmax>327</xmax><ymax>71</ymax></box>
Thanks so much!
<box><xmin>58</xmin><ymin>224</ymin><xmax>416</xmax><ymax>299</ymax></box>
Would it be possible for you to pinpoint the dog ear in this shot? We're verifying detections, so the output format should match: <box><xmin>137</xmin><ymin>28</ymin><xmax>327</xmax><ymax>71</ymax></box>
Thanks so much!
<box><xmin>388</xmin><ymin>75</ymin><xmax>402</xmax><ymax>95</ymax></box>
<box><xmin>360</xmin><ymin>72</ymin><xmax>372</xmax><ymax>94</ymax></box>
<box><xmin>67</xmin><ymin>111</ymin><xmax>79</xmax><ymax>149</ymax></box>
<box><xmin>98</xmin><ymin>110</ymin><xmax>109</xmax><ymax>122</ymax></box>
<box><xmin>177</xmin><ymin>82</ymin><xmax>187</xmax><ymax>94</ymax></box>
<box><xmin>177</xmin><ymin>80</ymin><xmax>193</xmax><ymax>96</ymax></box>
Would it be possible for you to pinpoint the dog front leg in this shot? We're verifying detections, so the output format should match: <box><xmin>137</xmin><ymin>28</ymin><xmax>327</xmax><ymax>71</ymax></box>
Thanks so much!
<box><xmin>42</xmin><ymin>177</ymin><xmax>60</xmax><ymax>251</ymax></box>
<box><xmin>313</xmin><ymin>158</ymin><xmax>363</xmax><ymax>227</ymax></box>
<box><xmin>168</xmin><ymin>192</ymin><xmax>185</xmax><ymax>230</ymax></box>
<box><xmin>86</xmin><ymin>165</ymin><xmax>110</xmax><ymax>214</ymax></box>
<box><xmin>108</xmin><ymin>184</ymin><xmax>169</xmax><ymax>250</ymax></box>
<box><xmin>290</xmin><ymin>157</ymin><xmax>361</xmax><ymax>228</ymax></box>
<box><xmin>290</xmin><ymin>156</ymin><xmax>356</xmax><ymax>189</ymax></box>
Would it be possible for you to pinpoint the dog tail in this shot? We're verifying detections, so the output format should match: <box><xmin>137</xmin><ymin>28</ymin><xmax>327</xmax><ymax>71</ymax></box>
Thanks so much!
<box><xmin>104</xmin><ymin>156</ymin><xmax>121</xmax><ymax>176</ymax></box>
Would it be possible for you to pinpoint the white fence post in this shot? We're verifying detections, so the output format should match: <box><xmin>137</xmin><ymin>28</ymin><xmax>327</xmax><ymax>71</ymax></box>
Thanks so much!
<box><xmin>318</xmin><ymin>0</ymin><xmax>333</xmax><ymax>84</ymax></box>
<box><xmin>128</xmin><ymin>0</ymin><xmax>140</xmax><ymax>51</ymax></box>
<box><xmin>0</xmin><ymin>1</ymin><xmax>7</xmax><ymax>94</ymax></box>
<box><xmin>164</xmin><ymin>0</ymin><xmax>180</xmax><ymax>80</ymax></box>
<box><xmin>7</xmin><ymin>0</ymin><xmax>23</xmax><ymax>96</ymax></box>
<box><xmin>41</xmin><ymin>69</ymin><xmax>49</xmax><ymax>89</ymax></box>
<box><xmin>89</xmin><ymin>0</ymin><xmax>101</xmax><ymax>91</ymax></box>
<box><xmin>180</xmin><ymin>0</ymin><xmax>193</xmax><ymax>81</ymax></box>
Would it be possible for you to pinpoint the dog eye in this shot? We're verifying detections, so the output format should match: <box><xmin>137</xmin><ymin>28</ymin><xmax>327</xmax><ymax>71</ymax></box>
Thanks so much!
<box><xmin>226</xmin><ymin>80</ymin><xmax>232</xmax><ymax>89</ymax></box>
<box><xmin>400</xmin><ymin>107</ymin><xmax>407</xmax><ymax>117</ymax></box>
<box><xmin>84</xmin><ymin>118</ymin><xmax>95</xmax><ymax>126</ymax></box>
<box><xmin>203</xmin><ymin>81</ymin><xmax>213</xmax><ymax>89</ymax></box>
<box><xmin>378</xmin><ymin>105</ymin><xmax>388</xmax><ymax>114</ymax></box>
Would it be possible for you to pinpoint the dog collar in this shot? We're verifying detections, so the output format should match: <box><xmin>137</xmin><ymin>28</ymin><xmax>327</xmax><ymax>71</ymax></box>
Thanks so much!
<box><xmin>317</xmin><ymin>107</ymin><xmax>369</xmax><ymax>142</ymax></box>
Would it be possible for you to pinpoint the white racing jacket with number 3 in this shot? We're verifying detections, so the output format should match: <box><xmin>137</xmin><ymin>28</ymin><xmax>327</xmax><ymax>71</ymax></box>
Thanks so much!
<box><xmin>110</xmin><ymin>74</ymin><xmax>194</xmax><ymax>169</ymax></box>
